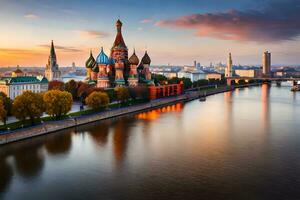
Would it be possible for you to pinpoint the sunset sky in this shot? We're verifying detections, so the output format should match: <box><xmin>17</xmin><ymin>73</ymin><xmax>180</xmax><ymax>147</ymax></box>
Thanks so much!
<box><xmin>0</xmin><ymin>0</ymin><xmax>300</xmax><ymax>67</ymax></box>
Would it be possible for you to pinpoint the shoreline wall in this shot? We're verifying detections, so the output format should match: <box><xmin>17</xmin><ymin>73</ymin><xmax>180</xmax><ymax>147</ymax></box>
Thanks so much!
<box><xmin>0</xmin><ymin>86</ymin><xmax>235</xmax><ymax>145</ymax></box>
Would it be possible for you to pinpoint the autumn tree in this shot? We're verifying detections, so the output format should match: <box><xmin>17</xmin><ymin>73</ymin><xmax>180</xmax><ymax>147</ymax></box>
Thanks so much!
<box><xmin>64</xmin><ymin>79</ymin><xmax>78</xmax><ymax>99</ymax></box>
<box><xmin>85</xmin><ymin>91</ymin><xmax>109</xmax><ymax>110</ymax></box>
<box><xmin>114</xmin><ymin>87</ymin><xmax>130</xmax><ymax>104</ymax></box>
<box><xmin>77</xmin><ymin>82</ymin><xmax>90</xmax><ymax>100</ymax></box>
<box><xmin>43</xmin><ymin>90</ymin><xmax>73</xmax><ymax>119</ymax></box>
<box><xmin>48</xmin><ymin>80</ymin><xmax>65</xmax><ymax>91</ymax></box>
<box><xmin>0</xmin><ymin>99</ymin><xmax>7</xmax><ymax>125</ymax></box>
<box><xmin>0</xmin><ymin>92</ymin><xmax>13</xmax><ymax>116</ymax></box>
<box><xmin>12</xmin><ymin>91</ymin><xmax>44</xmax><ymax>124</ymax></box>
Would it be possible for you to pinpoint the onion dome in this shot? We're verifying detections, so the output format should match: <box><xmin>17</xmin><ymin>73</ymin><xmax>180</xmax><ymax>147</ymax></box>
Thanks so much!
<box><xmin>96</xmin><ymin>47</ymin><xmax>109</xmax><ymax>64</ymax></box>
<box><xmin>14</xmin><ymin>65</ymin><xmax>23</xmax><ymax>74</ymax></box>
<box><xmin>86</xmin><ymin>50</ymin><xmax>96</xmax><ymax>68</ymax></box>
<box><xmin>108</xmin><ymin>57</ymin><xmax>115</xmax><ymax>65</ymax></box>
<box><xmin>141</xmin><ymin>51</ymin><xmax>151</xmax><ymax>65</ymax></box>
<box><xmin>129</xmin><ymin>49</ymin><xmax>139</xmax><ymax>65</ymax></box>
<box><xmin>137</xmin><ymin>62</ymin><xmax>144</xmax><ymax>72</ymax></box>
<box><xmin>92</xmin><ymin>65</ymin><xmax>99</xmax><ymax>73</ymax></box>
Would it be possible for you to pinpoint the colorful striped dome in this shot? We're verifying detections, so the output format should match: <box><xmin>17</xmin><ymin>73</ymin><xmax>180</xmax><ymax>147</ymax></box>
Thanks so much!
<box><xmin>96</xmin><ymin>47</ymin><xmax>109</xmax><ymax>65</ymax></box>
<box><xmin>86</xmin><ymin>50</ymin><xmax>96</xmax><ymax>68</ymax></box>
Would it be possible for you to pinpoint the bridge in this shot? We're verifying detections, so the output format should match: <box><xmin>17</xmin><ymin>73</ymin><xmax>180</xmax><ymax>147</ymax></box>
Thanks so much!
<box><xmin>226</xmin><ymin>77</ymin><xmax>300</xmax><ymax>86</ymax></box>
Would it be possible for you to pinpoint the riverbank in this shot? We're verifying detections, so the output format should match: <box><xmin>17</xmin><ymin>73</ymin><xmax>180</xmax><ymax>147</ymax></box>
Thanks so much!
<box><xmin>0</xmin><ymin>85</ymin><xmax>240</xmax><ymax>145</ymax></box>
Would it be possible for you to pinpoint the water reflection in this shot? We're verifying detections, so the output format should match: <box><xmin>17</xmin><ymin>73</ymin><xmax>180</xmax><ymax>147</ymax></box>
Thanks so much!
<box><xmin>88</xmin><ymin>121</ymin><xmax>110</xmax><ymax>147</ymax></box>
<box><xmin>1</xmin><ymin>88</ymin><xmax>300</xmax><ymax>200</ymax></box>
<box><xmin>0</xmin><ymin>156</ymin><xmax>13</xmax><ymax>195</ymax></box>
<box><xmin>136</xmin><ymin>103</ymin><xmax>183</xmax><ymax>121</ymax></box>
<box><xmin>44</xmin><ymin>132</ymin><xmax>72</xmax><ymax>155</ymax></box>
<box><xmin>14</xmin><ymin>148</ymin><xmax>44</xmax><ymax>179</ymax></box>
<box><xmin>112</xmin><ymin>117</ymin><xmax>134</xmax><ymax>167</ymax></box>
<box><xmin>261</xmin><ymin>84</ymin><xmax>271</xmax><ymax>133</ymax></box>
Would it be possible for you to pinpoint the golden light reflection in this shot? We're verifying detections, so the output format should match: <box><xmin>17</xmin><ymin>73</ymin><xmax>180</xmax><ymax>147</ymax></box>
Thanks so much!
<box><xmin>261</xmin><ymin>84</ymin><xmax>270</xmax><ymax>133</ymax></box>
<box><xmin>136</xmin><ymin>103</ymin><xmax>183</xmax><ymax>121</ymax></box>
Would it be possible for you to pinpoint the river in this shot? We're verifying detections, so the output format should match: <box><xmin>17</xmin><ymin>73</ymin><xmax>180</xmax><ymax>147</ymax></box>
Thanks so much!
<box><xmin>1</xmin><ymin>84</ymin><xmax>300</xmax><ymax>200</ymax></box>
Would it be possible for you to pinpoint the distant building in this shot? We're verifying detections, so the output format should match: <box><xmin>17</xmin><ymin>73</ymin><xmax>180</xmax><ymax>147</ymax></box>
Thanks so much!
<box><xmin>225</xmin><ymin>53</ymin><xmax>233</xmax><ymax>77</ymax></box>
<box><xmin>0</xmin><ymin>76</ymin><xmax>48</xmax><ymax>99</ymax></box>
<box><xmin>11</xmin><ymin>65</ymin><xmax>24</xmax><ymax>77</ymax></box>
<box><xmin>206</xmin><ymin>72</ymin><xmax>222</xmax><ymax>80</ymax></box>
<box><xmin>196</xmin><ymin>63</ymin><xmax>202</xmax><ymax>71</ymax></box>
<box><xmin>262</xmin><ymin>51</ymin><xmax>271</xmax><ymax>77</ymax></box>
<box><xmin>178</xmin><ymin>70</ymin><xmax>206</xmax><ymax>82</ymax></box>
<box><xmin>45</xmin><ymin>40</ymin><xmax>62</xmax><ymax>81</ymax></box>
<box><xmin>235</xmin><ymin>69</ymin><xmax>260</xmax><ymax>78</ymax></box>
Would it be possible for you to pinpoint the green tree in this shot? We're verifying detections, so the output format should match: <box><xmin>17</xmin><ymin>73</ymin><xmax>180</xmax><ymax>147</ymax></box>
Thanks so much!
<box><xmin>64</xmin><ymin>79</ymin><xmax>78</xmax><ymax>99</ymax></box>
<box><xmin>152</xmin><ymin>74</ymin><xmax>168</xmax><ymax>85</ymax></box>
<box><xmin>86</xmin><ymin>91</ymin><xmax>109</xmax><ymax>110</ymax></box>
<box><xmin>12</xmin><ymin>91</ymin><xmax>44</xmax><ymax>124</ymax></box>
<box><xmin>43</xmin><ymin>90</ymin><xmax>73</xmax><ymax>119</ymax></box>
<box><xmin>0</xmin><ymin>99</ymin><xmax>7</xmax><ymax>125</ymax></box>
<box><xmin>114</xmin><ymin>87</ymin><xmax>130</xmax><ymax>104</ymax></box>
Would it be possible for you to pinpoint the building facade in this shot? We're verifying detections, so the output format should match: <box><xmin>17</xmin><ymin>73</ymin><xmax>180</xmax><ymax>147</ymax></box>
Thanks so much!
<box><xmin>45</xmin><ymin>40</ymin><xmax>62</xmax><ymax>81</ymax></box>
<box><xmin>0</xmin><ymin>76</ymin><xmax>48</xmax><ymax>99</ymax></box>
<box><xmin>206</xmin><ymin>73</ymin><xmax>222</xmax><ymax>80</ymax></box>
<box><xmin>178</xmin><ymin>70</ymin><xmax>206</xmax><ymax>82</ymax></box>
<box><xmin>225</xmin><ymin>53</ymin><xmax>233</xmax><ymax>77</ymax></box>
<box><xmin>235</xmin><ymin>69</ymin><xmax>260</xmax><ymax>78</ymax></box>
<box><xmin>262</xmin><ymin>51</ymin><xmax>271</xmax><ymax>77</ymax></box>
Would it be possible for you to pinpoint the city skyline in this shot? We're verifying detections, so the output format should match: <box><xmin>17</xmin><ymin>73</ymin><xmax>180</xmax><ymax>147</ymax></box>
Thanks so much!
<box><xmin>1</xmin><ymin>0</ymin><xmax>300</xmax><ymax>67</ymax></box>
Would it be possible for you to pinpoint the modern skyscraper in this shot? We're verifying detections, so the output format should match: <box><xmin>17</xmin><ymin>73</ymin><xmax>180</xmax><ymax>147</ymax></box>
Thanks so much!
<box><xmin>45</xmin><ymin>40</ymin><xmax>61</xmax><ymax>81</ymax></box>
<box><xmin>262</xmin><ymin>51</ymin><xmax>271</xmax><ymax>77</ymax></box>
<box><xmin>225</xmin><ymin>53</ymin><xmax>233</xmax><ymax>77</ymax></box>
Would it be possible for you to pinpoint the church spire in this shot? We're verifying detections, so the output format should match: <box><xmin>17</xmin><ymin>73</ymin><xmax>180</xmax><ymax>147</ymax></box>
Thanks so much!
<box><xmin>50</xmin><ymin>40</ymin><xmax>56</xmax><ymax>58</ymax></box>
<box><xmin>112</xmin><ymin>19</ymin><xmax>127</xmax><ymax>49</ymax></box>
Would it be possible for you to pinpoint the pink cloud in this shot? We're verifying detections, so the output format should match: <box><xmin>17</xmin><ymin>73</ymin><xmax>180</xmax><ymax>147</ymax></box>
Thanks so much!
<box><xmin>156</xmin><ymin>0</ymin><xmax>300</xmax><ymax>42</ymax></box>
<box><xmin>140</xmin><ymin>19</ymin><xmax>153</xmax><ymax>24</ymax></box>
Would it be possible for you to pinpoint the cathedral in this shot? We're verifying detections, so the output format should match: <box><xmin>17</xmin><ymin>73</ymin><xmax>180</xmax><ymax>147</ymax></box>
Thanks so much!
<box><xmin>45</xmin><ymin>40</ymin><xmax>62</xmax><ymax>81</ymax></box>
<box><xmin>85</xmin><ymin>19</ymin><xmax>153</xmax><ymax>88</ymax></box>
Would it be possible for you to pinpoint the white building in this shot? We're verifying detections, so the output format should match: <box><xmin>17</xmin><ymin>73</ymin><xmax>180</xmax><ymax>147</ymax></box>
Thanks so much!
<box><xmin>0</xmin><ymin>76</ymin><xmax>48</xmax><ymax>99</ymax></box>
<box><xmin>45</xmin><ymin>40</ymin><xmax>62</xmax><ymax>81</ymax></box>
<box><xmin>178</xmin><ymin>69</ymin><xmax>206</xmax><ymax>82</ymax></box>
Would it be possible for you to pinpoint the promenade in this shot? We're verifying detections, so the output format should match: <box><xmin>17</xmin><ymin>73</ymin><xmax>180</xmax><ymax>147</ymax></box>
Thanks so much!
<box><xmin>0</xmin><ymin>86</ymin><xmax>234</xmax><ymax>145</ymax></box>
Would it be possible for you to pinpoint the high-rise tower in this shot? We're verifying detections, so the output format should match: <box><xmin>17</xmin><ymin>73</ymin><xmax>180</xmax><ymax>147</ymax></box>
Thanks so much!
<box><xmin>225</xmin><ymin>53</ymin><xmax>233</xmax><ymax>77</ymax></box>
<box><xmin>45</xmin><ymin>40</ymin><xmax>61</xmax><ymax>81</ymax></box>
<box><xmin>262</xmin><ymin>51</ymin><xmax>271</xmax><ymax>77</ymax></box>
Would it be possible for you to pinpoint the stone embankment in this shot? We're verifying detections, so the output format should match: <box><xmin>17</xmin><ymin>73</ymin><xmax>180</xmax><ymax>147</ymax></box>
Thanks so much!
<box><xmin>0</xmin><ymin>86</ymin><xmax>234</xmax><ymax>145</ymax></box>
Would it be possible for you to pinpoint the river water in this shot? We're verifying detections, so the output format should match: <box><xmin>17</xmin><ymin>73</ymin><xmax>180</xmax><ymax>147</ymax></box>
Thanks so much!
<box><xmin>1</xmin><ymin>84</ymin><xmax>300</xmax><ymax>200</ymax></box>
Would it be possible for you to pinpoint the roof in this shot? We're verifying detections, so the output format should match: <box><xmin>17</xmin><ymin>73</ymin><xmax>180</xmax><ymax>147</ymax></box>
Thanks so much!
<box><xmin>141</xmin><ymin>51</ymin><xmax>151</xmax><ymax>65</ymax></box>
<box><xmin>0</xmin><ymin>76</ymin><xmax>49</xmax><ymax>85</ymax></box>
<box><xmin>96</xmin><ymin>47</ymin><xmax>109</xmax><ymax>65</ymax></box>
<box><xmin>86</xmin><ymin>51</ymin><xmax>96</xmax><ymax>68</ymax></box>
<box><xmin>112</xmin><ymin>19</ymin><xmax>127</xmax><ymax>49</ymax></box>
<box><xmin>129</xmin><ymin>50</ymin><xmax>139</xmax><ymax>65</ymax></box>
<box><xmin>14</xmin><ymin>68</ymin><xmax>23</xmax><ymax>73</ymax></box>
